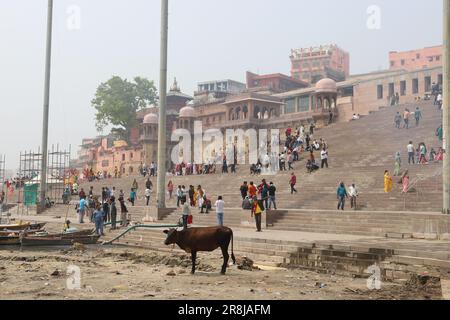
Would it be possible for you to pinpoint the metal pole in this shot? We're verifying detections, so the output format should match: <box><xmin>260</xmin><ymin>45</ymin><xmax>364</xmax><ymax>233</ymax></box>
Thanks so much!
<box><xmin>156</xmin><ymin>0</ymin><xmax>169</xmax><ymax>209</ymax></box>
<box><xmin>40</xmin><ymin>0</ymin><xmax>53</xmax><ymax>210</ymax></box>
<box><xmin>444</xmin><ymin>0</ymin><xmax>450</xmax><ymax>214</ymax></box>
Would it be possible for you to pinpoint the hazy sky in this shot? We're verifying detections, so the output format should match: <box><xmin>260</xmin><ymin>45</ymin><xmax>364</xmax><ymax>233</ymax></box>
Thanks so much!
<box><xmin>0</xmin><ymin>0</ymin><xmax>443</xmax><ymax>172</ymax></box>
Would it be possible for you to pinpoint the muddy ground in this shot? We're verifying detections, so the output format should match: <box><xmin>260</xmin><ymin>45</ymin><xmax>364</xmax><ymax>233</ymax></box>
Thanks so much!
<box><xmin>0</xmin><ymin>246</ymin><xmax>443</xmax><ymax>300</ymax></box>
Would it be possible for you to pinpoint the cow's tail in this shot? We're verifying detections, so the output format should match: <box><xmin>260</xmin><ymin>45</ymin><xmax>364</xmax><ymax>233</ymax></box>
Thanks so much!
<box><xmin>231</xmin><ymin>229</ymin><xmax>236</xmax><ymax>265</ymax></box>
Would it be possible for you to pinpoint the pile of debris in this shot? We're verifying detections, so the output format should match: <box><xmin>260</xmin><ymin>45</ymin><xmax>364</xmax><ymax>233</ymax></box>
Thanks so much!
<box><xmin>236</xmin><ymin>256</ymin><xmax>259</xmax><ymax>271</ymax></box>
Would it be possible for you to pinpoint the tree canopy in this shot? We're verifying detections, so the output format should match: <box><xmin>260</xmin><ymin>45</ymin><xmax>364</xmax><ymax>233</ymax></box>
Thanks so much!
<box><xmin>91</xmin><ymin>76</ymin><xmax>158</xmax><ymax>140</ymax></box>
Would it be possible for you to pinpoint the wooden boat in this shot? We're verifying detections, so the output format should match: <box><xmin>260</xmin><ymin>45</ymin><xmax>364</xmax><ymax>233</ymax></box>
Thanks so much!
<box><xmin>21</xmin><ymin>234</ymin><xmax>101</xmax><ymax>246</ymax></box>
<box><xmin>0</xmin><ymin>222</ymin><xmax>46</xmax><ymax>231</ymax></box>
<box><xmin>25</xmin><ymin>229</ymin><xmax>95</xmax><ymax>238</ymax></box>
<box><xmin>0</xmin><ymin>222</ymin><xmax>31</xmax><ymax>231</ymax></box>
<box><xmin>0</xmin><ymin>235</ymin><xmax>20</xmax><ymax>245</ymax></box>
<box><xmin>0</xmin><ymin>229</ymin><xmax>44</xmax><ymax>237</ymax></box>
<box><xmin>62</xmin><ymin>229</ymin><xmax>95</xmax><ymax>237</ymax></box>
<box><xmin>29</xmin><ymin>223</ymin><xmax>47</xmax><ymax>230</ymax></box>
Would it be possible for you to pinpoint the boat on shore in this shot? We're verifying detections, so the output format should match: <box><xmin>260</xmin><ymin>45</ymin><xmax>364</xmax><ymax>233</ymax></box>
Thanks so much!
<box><xmin>0</xmin><ymin>229</ymin><xmax>96</xmax><ymax>246</ymax></box>
<box><xmin>0</xmin><ymin>235</ymin><xmax>21</xmax><ymax>245</ymax></box>
<box><xmin>0</xmin><ymin>228</ymin><xmax>45</xmax><ymax>237</ymax></box>
<box><xmin>21</xmin><ymin>234</ymin><xmax>100</xmax><ymax>246</ymax></box>
<box><xmin>0</xmin><ymin>222</ymin><xmax>46</xmax><ymax>231</ymax></box>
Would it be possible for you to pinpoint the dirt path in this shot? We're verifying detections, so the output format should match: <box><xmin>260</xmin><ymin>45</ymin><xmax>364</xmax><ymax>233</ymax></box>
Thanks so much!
<box><xmin>0</xmin><ymin>246</ymin><xmax>443</xmax><ymax>300</ymax></box>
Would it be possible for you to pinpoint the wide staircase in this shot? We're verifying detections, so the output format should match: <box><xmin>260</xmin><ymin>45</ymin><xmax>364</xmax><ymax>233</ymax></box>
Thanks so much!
<box><xmin>78</xmin><ymin>100</ymin><xmax>446</xmax><ymax>238</ymax></box>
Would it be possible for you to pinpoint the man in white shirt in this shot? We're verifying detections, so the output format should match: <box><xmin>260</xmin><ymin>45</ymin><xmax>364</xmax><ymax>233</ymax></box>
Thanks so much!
<box><xmin>407</xmin><ymin>141</ymin><xmax>415</xmax><ymax>165</ymax></box>
<box><xmin>437</xmin><ymin>93</ymin><xmax>443</xmax><ymax>108</ymax></box>
<box><xmin>215</xmin><ymin>196</ymin><xmax>225</xmax><ymax>227</ymax></box>
<box><xmin>181</xmin><ymin>199</ymin><xmax>190</xmax><ymax>230</ymax></box>
<box><xmin>349</xmin><ymin>184</ymin><xmax>358</xmax><ymax>210</ymax></box>
<box><xmin>320</xmin><ymin>148</ymin><xmax>329</xmax><ymax>169</ymax></box>
<box><xmin>145</xmin><ymin>188</ymin><xmax>151</xmax><ymax>206</ymax></box>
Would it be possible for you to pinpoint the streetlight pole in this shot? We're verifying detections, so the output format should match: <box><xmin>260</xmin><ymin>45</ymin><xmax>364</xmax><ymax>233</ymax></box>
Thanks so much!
<box><xmin>156</xmin><ymin>0</ymin><xmax>169</xmax><ymax>209</ymax></box>
<box><xmin>444</xmin><ymin>0</ymin><xmax>450</xmax><ymax>214</ymax></box>
<box><xmin>40</xmin><ymin>0</ymin><xmax>53</xmax><ymax>211</ymax></box>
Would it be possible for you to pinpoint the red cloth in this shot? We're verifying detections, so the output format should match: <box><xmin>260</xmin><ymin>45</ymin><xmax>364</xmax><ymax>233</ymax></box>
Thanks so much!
<box><xmin>290</xmin><ymin>175</ymin><xmax>297</xmax><ymax>185</ymax></box>
<box><xmin>248</xmin><ymin>185</ymin><xmax>257</xmax><ymax>197</ymax></box>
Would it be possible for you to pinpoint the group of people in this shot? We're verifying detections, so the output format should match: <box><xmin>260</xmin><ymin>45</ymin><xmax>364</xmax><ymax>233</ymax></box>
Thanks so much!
<box><xmin>138</xmin><ymin>162</ymin><xmax>157</xmax><ymax>178</ymax></box>
<box><xmin>394</xmin><ymin>107</ymin><xmax>423</xmax><ymax>129</ymax></box>
<box><xmin>76</xmin><ymin>185</ymin><xmax>132</xmax><ymax>236</ymax></box>
<box><xmin>403</xmin><ymin>141</ymin><xmax>444</xmax><ymax>168</ymax></box>
<box><xmin>432</xmin><ymin>82</ymin><xmax>443</xmax><ymax>109</ymax></box>
<box><xmin>176</xmin><ymin>186</ymin><xmax>224</xmax><ymax>230</ymax></box>
<box><xmin>384</xmin><ymin>170</ymin><xmax>410</xmax><ymax>194</ymax></box>
<box><xmin>240</xmin><ymin>179</ymin><xmax>278</xmax><ymax>231</ymax></box>
<box><xmin>175</xmin><ymin>184</ymin><xmax>211</xmax><ymax>214</ymax></box>
<box><xmin>282</xmin><ymin>125</ymin><xmax>330</xmax><ymax>174</ymax></box>
<box><xmin>335</xmin><ymin>182</ymin><xmax>359</xmax><ymax>211</ymax></box>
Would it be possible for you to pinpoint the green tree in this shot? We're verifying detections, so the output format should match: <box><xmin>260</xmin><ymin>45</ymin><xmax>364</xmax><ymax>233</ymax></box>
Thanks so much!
<box><xmin>92</xmin><ymin>76</ymin><xmax>158</xmax><ymax>141</ymax></box>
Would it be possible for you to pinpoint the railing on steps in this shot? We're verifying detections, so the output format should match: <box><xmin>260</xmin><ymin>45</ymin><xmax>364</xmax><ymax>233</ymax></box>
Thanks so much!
<box><xmin>403</xmin><ymin>166</ymin><xmax>443</xmax><ymax>211</ymax></box>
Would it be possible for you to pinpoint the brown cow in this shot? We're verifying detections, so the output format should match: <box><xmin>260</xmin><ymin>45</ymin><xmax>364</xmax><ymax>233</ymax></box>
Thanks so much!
<box><xmin>163</xmin><ymin>226</ymin><xmax>236</xmax><ymax>275</ymax></box>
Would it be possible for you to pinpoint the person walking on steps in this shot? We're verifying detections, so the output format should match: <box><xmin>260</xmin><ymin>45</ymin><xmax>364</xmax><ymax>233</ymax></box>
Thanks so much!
<box><xmin>268</xmin><ymin>182</ymin><xmax>277</xmax><ymax>210</ymax></box>
<box><xmin>414</xmin><ymin>107</ymin><xmax>423</xmax><ymax>127</ymax></box>
<box><xmin>348</xmin><ymin>184</ymin><xmax>358</xmax><ymax>210</ymax></box>
<box><xmin>336</xmin><ymin>182</ymin><xmax>348</xmax><ymax>211</ymax></box>
<box><xmin>129</xmin><ymin>188</ymin><xmax>137</xmax><ymax>207</ymax></box>
<box><xmin>181</xmin><ymin>199</ymin><xmax>190</xmax><ymax>230</ymax></box>
<box><xmin>290</xmin><ymin>173</ymin><xmax>298</xmax><ymax>194</ymax></box>
<box><xmin>110</xmin><ymin>196</ymin><xmax>117</xmax><ymax>230</ymax></box>
<box><xmin>251</xmin><ymin>196</ymin><xmax>264</xmax><ymax>232</ymax></box>
<box><xmin>215</xmin><ymin>196</ymin><xmax>225</xmax><ymax>227</ymax></box>
<box><xmin>132</xmin><ymin>179</ymin><xmax>138</xmax><ymax>192</ymax></box>
<box><xmin>407</xmin><ymin>141</ymin><xmax>415</xmax><ymax>165</ymax></box>
<box><xmin>384</xmin><ymin>170</ymin><xmax>393</xmax><ymax>193</ymax></box>
<box><xmin>93</xmin><ymin>204</ymin><xmax>105</xmax><ymax>236</ymax></box>
<box><xmin>240</xmin><ymin>181</ymin><xmax>248</xmax><ymax>200</ymax></box>
<box><xmin>78</xmin><ymin>197</ymin><xmax>86</xmax><ymax>224</ymax></box>
<box><xmin>320</xmin><ymin>148</ymin><xmax>329</xmax><ymax>169</ymax></box>
<box><xmin>394</xmin><ymin>112</ymin><xmax>402</xmax><ymax>129</ymax></box>
<box><xmin>145</xmin><ymin>187</ymin><xmax>151</xmax><ymax>206</ymax></box>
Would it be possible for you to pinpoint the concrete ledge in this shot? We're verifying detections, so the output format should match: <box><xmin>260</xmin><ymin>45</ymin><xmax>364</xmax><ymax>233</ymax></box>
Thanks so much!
<box><xmin>412</xmin><ymin>233</ymin><xmax>439</xmax><ymax>240</ymax></box>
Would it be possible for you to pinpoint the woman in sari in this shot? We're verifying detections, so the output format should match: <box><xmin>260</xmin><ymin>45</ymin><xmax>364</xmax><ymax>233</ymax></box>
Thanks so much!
<box><xmin>419</xmin><ymin>143</ymin><xmax>428</xmax><ymax>164</ymax></box>
<box><xmin>384</xmin><ymin>170</ymin><xmax>393</xmax><ymax>193</ymax></box>
<box><xmin>394</xmin><ymin>152</ymin><xmax>401</xmax><ymax>176</ymax></box>
<box><xmin>435</xmin><ymin>148</ymin><xmax>445</xmax><ymax>161</ymax></box>
<box><xmin>401</xmin><ymin>170</ymin><xmax>410</xmax><ymax>194</ymax></box>
<box><xmin>167</xmin><ymin>181</ymin><xmax>174</xmax><ymax>199</ymax></box>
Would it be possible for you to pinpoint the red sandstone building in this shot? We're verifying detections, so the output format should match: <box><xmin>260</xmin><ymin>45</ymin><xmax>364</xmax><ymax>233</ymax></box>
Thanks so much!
<box><xmin>389</xmin><ymin>45</ymin><xmax>443</xmax><ymax>71</ymax></box>
<box><xmin>290</xmin><ymin>44</ymin><xmax>350</xmax><ymax>83</ymax></box>
<box><xmin>246</xmin><ymin>71</ymin><xmax>309</xmax><ymax>94</ymax></box>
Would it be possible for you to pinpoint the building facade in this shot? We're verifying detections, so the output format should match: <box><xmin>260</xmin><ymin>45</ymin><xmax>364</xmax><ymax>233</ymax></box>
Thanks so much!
<box><xmin>290</xmin><ymin>44</ymin><xmax>350</xmax><ymax>83</ymax></box>
<box><xmin>246</xmin><ymin>71</ymin><xmax>309</xmax><ymax>94</ymax></box>
<box><xmin>277</xmin><ymin>66</ymin><xmax>443</xmax><ymax>124</ymax></box>
<box><xmin>196</xmin><ymin>79</ymin><xmax>246</xmax><ymax>95</ymax></box>
<box><xmin>389</xmin><ymin>45</ymin><xmax>443</xmax><ymax>71</ymax></box>
<box><xmin>77</xmin><ymin>64</ymin><xmax>443</xmax><ymax>175</ymax></box>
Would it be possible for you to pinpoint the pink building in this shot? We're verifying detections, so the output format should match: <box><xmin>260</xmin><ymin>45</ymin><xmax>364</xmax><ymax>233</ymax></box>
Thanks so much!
<box><xmin>94</xmin><ymin>140</ymin><xmax>144</xmax><ymax>177</ymax></box>
<box><xmin>389</xmin><ymin>45</ymin><xmax>443</xmax><ymax>71</ymax></box>
<box><xmin>290</xmin><ymin>44</ymin><xmax>350</xmax><ymax>84</ymax></box>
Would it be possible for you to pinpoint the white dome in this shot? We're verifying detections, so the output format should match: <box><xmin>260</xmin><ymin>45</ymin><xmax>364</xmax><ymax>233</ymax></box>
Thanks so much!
<box><xmin>179</xmin><ymin>106</ymin><xmax>195</xmax><ymax>118</ymax></box>
<box><xmin>315</xmin><ymin>78</ymin><xmax>337</xmax><ymax>93</ymax></box>
<box><xmin>143</xmin><ymin>113</ymin><xmax>158</xmax><ymax>124</ymax></box>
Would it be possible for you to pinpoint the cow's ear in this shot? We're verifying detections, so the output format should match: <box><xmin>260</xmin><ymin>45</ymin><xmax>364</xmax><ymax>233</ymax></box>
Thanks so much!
<box><xmin>163</xmin><ymin>230</ymin><xmax>169</xmax><ymax>234</ymax></box>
